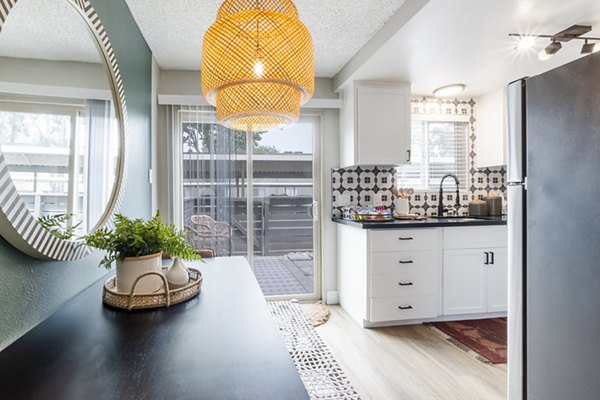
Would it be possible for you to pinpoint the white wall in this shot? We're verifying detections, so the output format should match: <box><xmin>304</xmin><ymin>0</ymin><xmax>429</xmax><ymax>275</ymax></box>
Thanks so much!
<box><xmin>317</xmin><ymin>108</ymin><xmax>340</xmax><ymax>303</ymax></box>
<box><xmin>0</xmin><ymin>56</ymin><xmax>111</xmax><ymax>100</ymax></box>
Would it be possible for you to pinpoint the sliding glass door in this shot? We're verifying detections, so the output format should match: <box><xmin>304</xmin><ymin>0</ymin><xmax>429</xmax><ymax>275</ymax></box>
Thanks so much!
<box><xmin>250</xmin><ymin>117</ymin><xmax>319</xmax><ymax>298</ymax></box>
<box><xmin>178</xmin><ymin>108</ymin><xmax>320</xmax><ymax>300</ymax></box>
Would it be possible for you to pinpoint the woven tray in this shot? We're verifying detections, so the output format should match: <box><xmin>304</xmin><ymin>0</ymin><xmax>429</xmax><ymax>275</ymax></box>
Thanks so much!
<box><xmin>103</xmin><ymin>267</ymin><xmax>203</xmax><ymax>310</ymax></box>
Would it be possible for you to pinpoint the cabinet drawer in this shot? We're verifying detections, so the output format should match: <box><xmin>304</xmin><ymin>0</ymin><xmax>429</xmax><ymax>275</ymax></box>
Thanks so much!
<box><xmin>370</xmin><ymin>269</ymin><xmax>437</xmax><ymax>297</ymax></box>
<box><xmin>370</xmin><ymin>229</ymin><xmax>438</xmax><ymax>252</ymax></box>
<box><xmin>371</xmin><ymin>251</ymin><xmax>438</xmax><ymax>275</ymax></box>
<box><xmin>369</xmin><ymin>296</ymin><xmax>438</xmax><ymax>322</ymax></box>
<box><xmin>443</xmin><ymin>226</ymin><xmax>507</xmax><ymax>249</ymax></box>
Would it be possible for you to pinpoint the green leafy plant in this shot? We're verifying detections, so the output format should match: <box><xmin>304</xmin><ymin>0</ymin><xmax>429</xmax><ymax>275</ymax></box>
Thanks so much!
<box><xmin>83</xmin><ymin>211</ymin><xmax>200</xmax><ymax>269</ymax></box>
<box><xmin>38</xmin><ymin>213</ymin><xmax>81</xmax><ymax>240</ymax></box>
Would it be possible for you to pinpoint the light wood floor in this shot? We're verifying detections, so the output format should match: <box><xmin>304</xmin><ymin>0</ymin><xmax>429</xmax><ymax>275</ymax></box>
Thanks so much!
<box><xmin>316</xmin><ymin>306</ymin><xmax>507</xmax><ymax>400</ymax></box>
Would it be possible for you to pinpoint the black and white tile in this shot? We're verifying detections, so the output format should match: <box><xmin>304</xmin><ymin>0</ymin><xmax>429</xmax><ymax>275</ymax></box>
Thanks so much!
<box><xmin>331</xmin><ymin>167</ymin><xmax>396</xmax><ymax>218</ymax></box>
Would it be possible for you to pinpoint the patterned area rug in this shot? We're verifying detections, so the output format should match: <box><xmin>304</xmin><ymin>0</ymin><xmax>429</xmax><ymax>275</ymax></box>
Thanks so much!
<box><xmin>427</xmin><ymin>318</ymin><xmax>507</xmax><ymax>364</ymax></box>
<box><xmin>268</xmin><ymin>301</ymin><xmax>361</xmax><ymax>400</ymax></box>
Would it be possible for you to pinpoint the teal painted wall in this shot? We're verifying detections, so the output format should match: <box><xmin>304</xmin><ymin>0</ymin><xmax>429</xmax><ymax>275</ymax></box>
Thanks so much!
<box><xmin>0</xmin><ymin>0</ymin><xmax>152</xmax><ymax>350</ymax></box>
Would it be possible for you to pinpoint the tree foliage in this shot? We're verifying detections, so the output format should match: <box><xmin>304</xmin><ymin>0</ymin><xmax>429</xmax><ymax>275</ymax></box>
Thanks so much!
<box><xmin>182</xmin><ymin>122</ymin><xmax>279</xmax><ymax>154</ymax></box>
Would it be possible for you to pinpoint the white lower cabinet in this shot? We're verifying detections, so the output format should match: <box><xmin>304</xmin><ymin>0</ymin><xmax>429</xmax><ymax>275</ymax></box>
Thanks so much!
<box><xmin>442</xmin><ymin>248</ymin><xmax>507</xmax><ymax>315</ymax></box>
<box><xmin>442</xmin><ymin>226</ymin><xmax>508</xmax><ymax>316</ymax></box>
<box><xmin>486</xmin><ymin>249</ymin><xmax>508</xmax><ymax>313</ymax></box>
<box><xmin>370</xmin><ymin>296</ymin><xmax>438</xmax><ymax>323</ymax></box>
<box><xmin>337</xmin><ymin>223</ymin><xmax>507</xmax><ymax>327</ymax></box>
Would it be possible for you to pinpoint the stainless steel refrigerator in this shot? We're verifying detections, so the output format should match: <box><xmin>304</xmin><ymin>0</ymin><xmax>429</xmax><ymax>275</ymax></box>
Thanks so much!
<box><xmin>507</xmin><ymin>52</ymin><xmax>600</xmax><ymax>400</ymax></box>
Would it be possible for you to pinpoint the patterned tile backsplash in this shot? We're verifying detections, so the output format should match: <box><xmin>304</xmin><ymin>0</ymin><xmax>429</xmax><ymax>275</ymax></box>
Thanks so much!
<box><xmin>332</xmin><ymin>167</ymin><xmax>397</xmax><ymax>218</ymax></box>
<box><xmin>332</xmin><ymin>97</ymin><xmax>507</xmax><ymax>218</ymax></box>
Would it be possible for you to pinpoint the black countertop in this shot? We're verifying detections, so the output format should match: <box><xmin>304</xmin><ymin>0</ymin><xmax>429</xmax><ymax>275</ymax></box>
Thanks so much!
<box><xmin>0</xmin><ymin>257</ymin><xmax>309</xmax><ymax>400</ymax></box>
<box><xmin>333</xmin><ymin>215</ymin><xmax>507</xmax><ymax>229</ymax></box>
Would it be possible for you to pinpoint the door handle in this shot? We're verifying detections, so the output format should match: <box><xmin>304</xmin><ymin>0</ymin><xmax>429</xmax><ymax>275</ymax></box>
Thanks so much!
<box><xmin>398</xmin><ymin>305</ymin><xmax>413</xmax><ymax>310</ymax></box>
<box><xmin>398</xmin><ymin>282</ymin><xmax>414</xmax><ymax>286</ymax></box>
<box><xmin>407</xmin><ymin>149</ymin><xmax>411</xmax><ymax>162</ymax></box>
<box><xmin>490</xmin><ymin>251</ymin><xmax>495</xmax><ymax>265</ymax></box>
<box><xmin>398</xmin><ymin>237</ymin><xmax>413</xmax><ymax>241</ymax></box>
<box><xmin>484</xmin><ymin>252</ymin><xmax>489</xmax><ymax>265</ymax></box>
<box><xmin>398</xmin><ymin>260</ymin><xmax>414</xmax><ymax>264</ymax></box>
<box><xmin>311</xmin><ymin>201</ymin><xmax>319</xmax><ymax>222</ymax></box>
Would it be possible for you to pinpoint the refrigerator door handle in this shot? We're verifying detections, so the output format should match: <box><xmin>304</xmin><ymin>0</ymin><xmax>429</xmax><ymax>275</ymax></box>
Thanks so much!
<box><xmin>508</xmin><ymin>184</ymin><xmax>524</xmax><ymax>400</ymax></box>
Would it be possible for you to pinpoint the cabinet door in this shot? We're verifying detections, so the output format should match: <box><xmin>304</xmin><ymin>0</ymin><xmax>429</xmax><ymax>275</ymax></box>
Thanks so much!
<box><xmin>356</xmin><ymin>84</ymin><xmax>411</xmax><ymax>165</ymax></box>
<box><xmin>486</xmin><ymin>248</ymin><xmax>508</xmax><ymax>312</ymax></box>
<box><xmin>443</xmin><ymin>249</ymin><xmax>486</xmax><ymax>315</ymax></box>
<box><xmin>475</xmin><ymin>88</ymin><xmax>507</xmax><ymax>169</ymax></box>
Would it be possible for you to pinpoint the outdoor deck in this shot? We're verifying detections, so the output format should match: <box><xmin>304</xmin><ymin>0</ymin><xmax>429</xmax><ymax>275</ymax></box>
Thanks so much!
<box><xmin>253</xmin><ymin>253</ymin><xmax>314</xmax><ymax>296</ymax></box>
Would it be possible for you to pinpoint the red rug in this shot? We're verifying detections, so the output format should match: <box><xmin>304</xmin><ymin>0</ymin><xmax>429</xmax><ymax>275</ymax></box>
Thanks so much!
<box><xmin>427</xmin><ymin>318</ymin><xmax>507</xmax><ymax>364</ymax></box>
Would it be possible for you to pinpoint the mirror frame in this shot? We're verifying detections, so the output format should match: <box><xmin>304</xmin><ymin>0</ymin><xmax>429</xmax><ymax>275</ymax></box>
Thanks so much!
<box><xmin>0</xmin><ymin>0</ymin><xmax>128</xmax><ymax>260</ymax></box>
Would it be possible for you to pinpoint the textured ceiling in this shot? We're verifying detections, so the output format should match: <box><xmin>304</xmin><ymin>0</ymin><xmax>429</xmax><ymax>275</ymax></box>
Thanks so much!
<box><xmin>124</xmin><ymin>0</ymin><xmax>408</xmax><ymax>76</ymax></box>
<box><xmin>0</xmin><ymin>0</ymin><xmax>100</xmax><ymax>63</ymax></box>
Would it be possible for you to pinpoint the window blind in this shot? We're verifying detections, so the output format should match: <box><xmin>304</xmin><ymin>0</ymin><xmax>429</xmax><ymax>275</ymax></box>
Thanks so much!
<box><xmin>397</xmin><ymin>116</ymin><xmax>469</xmax><ymax>190</ymax></box>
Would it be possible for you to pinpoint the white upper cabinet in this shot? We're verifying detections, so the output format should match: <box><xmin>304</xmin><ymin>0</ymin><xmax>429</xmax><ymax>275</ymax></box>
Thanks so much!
<box><xmin>340</xmin><ymin>82</ymin><xmax>411</xmax><ymax>167</ymax></box>
<box><xmin>475</xmin><ymin>87</ymin><xmax>507</xmax><ymax>169</ymax></box>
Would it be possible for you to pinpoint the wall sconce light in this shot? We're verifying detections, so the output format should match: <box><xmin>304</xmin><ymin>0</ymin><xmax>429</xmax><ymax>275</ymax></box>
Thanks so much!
<box><xmin>509</xmin><ymin>24</ymin><xmax>600</xmax><ymax>61</ymax></box>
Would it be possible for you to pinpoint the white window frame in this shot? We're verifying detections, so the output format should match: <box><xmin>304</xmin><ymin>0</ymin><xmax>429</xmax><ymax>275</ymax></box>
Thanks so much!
<box><xmin>401</xmin><ymin>113</ymin><xmax>470</xmax><ymax>191</ymax></box>
<box><xmin>0</xmin><ymin>98</ymin><xmax>84</xmax><ymax>220</ymax></box>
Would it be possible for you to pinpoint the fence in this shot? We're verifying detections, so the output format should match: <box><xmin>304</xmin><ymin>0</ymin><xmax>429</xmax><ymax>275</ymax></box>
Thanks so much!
<box><xmin>184</xmin><ymin>195</ymin><xmax>313</xmax><ymax>257</ymax></box>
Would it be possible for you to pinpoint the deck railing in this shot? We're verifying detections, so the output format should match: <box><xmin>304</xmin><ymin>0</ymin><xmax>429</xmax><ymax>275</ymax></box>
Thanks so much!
<box><xmin>184</xmin><ymin>195</ymin><xmax>313</xmax><ymax>257</ymax></box>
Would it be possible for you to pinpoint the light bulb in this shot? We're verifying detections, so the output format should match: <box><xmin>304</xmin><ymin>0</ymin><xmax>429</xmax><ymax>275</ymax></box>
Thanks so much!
<box><xmin>516</xmin><ymin>36</ymin><xmax>535</xmax><ymax>50</ymax></box>
<box><xmin>253</xmin><ymin>60</ymin><xmax>265</xmax><ymax>77</ymax></box>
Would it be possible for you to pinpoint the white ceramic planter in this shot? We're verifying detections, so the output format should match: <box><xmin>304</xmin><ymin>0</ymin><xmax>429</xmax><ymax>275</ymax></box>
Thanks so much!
<box><xmin>115</xmin><ymin>252</ymin><xmax>163</xmax><ymax>294</ymax></box>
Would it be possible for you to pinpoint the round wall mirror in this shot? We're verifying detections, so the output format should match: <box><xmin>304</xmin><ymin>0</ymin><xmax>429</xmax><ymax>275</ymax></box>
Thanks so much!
<box><xmin>0</xmin><ymin>0</ymin><xmax>127</xmax><ymax>260</ymax></box>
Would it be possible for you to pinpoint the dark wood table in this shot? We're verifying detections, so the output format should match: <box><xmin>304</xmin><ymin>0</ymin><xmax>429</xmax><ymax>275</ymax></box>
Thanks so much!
<box><xmin>0</xmin><ymin>257</ymin><xmax>309</xmax><ymax>400</ymax></box>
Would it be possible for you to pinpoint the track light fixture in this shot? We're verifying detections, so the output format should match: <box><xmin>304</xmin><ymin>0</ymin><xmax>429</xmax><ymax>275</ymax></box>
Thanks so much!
<box><xmin>581</xmin><ymin>39</ymin><xmax>597</xmax><ymax>54</ymax></box>
<box><xmin>509</xmin><ymin>24</ymin><xmax>600</xmax><ymax>61</ymax></box>
<box><xmin>539</xmin><ymin>39</ymin><xmax>562</xmax><ymax>60</ymax></box>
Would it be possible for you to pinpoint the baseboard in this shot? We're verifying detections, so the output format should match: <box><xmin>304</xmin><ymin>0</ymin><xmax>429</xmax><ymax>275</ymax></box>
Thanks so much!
<box><xmin>325</xmin><ymin>291</ymin><xmax>339</xmax><ymax>305</ymax></box>
<box><xmin>363</xmin><ymin>312</ymin><xmax>507</xmax><ymax>328</ymax></box>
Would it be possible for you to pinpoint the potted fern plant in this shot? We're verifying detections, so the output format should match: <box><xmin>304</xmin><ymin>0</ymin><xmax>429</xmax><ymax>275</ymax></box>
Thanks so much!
<box><xmin>84</xmin><ymin>211</ymin><xmax>200</xmax><ymax>293</ymax></box>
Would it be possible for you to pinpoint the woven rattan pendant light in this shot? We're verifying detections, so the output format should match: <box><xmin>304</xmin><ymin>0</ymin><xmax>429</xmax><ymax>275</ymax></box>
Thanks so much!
<box><xmin>202</xmin><ymin>0</ymin><xmax>314</xmax><ymax>132</ymax></box>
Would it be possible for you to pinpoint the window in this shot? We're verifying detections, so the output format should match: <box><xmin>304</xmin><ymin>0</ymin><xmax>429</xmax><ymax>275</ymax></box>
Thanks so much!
<box><xmin>0</xmin><ymin>96</ymin><xmax>117</xmax><ymax>233</ymax></box>
<box><xmin>396</xmin><ymin>114</ymin><xmax>469</xmax><ymax>190</ymax></box>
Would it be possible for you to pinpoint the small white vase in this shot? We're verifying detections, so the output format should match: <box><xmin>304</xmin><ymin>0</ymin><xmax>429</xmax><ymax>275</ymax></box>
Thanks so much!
<box><xmin>115</xmin><ymin>252</ymin><xmax>163</xmax><ymax>294</ymax></box>
<box><xmin>166</xmin><ymin>257</ymin><xmax>190</xmax><ymax>286</ymax></box>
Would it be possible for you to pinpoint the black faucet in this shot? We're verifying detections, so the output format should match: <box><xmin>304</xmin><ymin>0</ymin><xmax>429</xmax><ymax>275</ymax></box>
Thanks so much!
<box><xmin>438</xmin><ymin>173</ymin><xmax>461</xmax><ymax>216</ymax></box>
